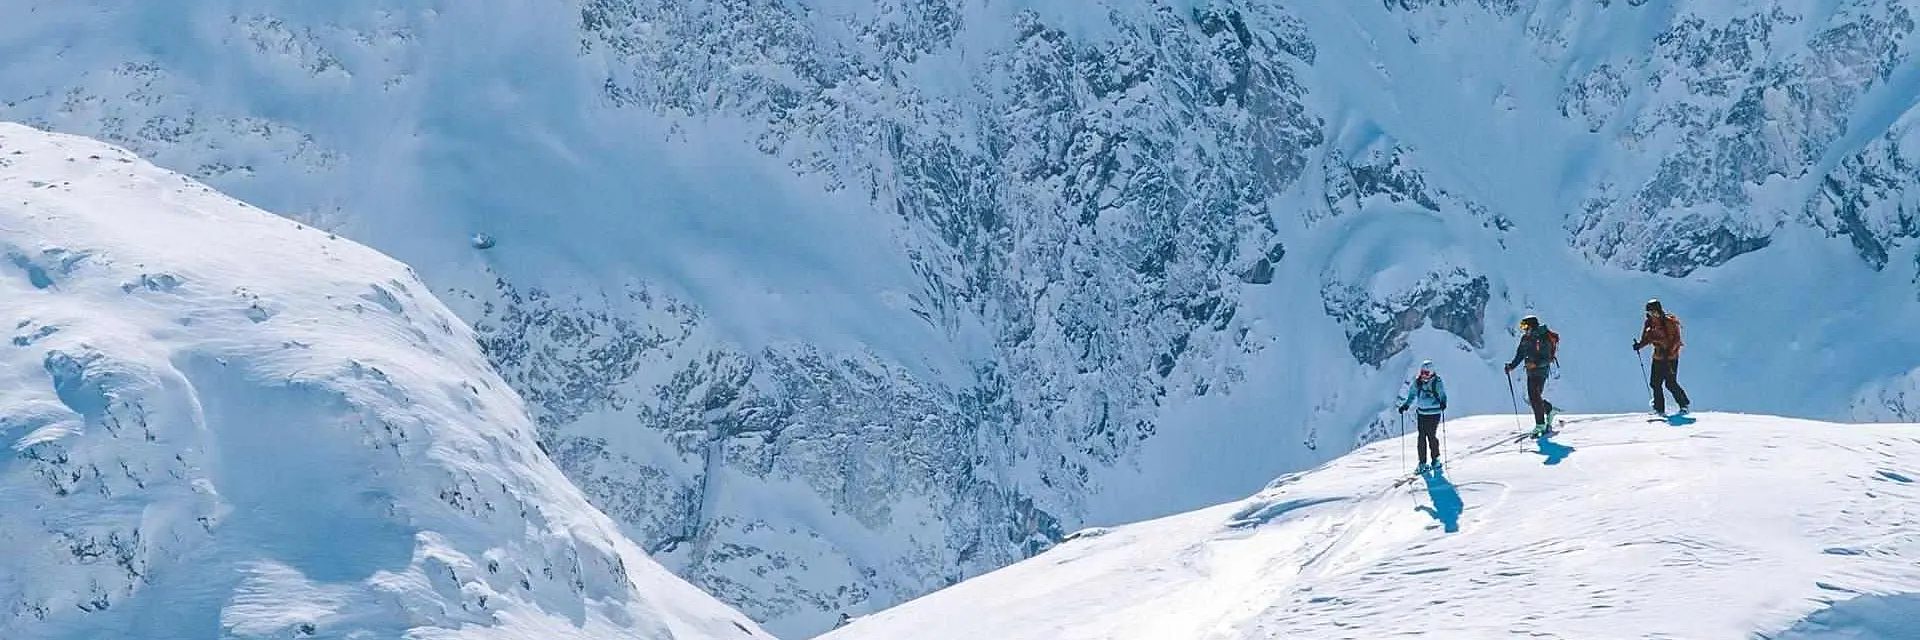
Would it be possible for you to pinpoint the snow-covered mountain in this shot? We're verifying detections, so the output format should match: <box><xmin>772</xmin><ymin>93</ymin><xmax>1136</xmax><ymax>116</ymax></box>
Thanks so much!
<box><xmin>8</xmin><ymin>1</ymin><xmax>1920</xmax><ymax>636</ymax></box>
<box><xmin>0</xmin><ymin>123</ymin><xmax>769</xmax><ymax>640</ymax></box>
<box><xmin>822</xmin><ymin>413</ymin><xmax>1920</xmax><ymax>639</ymax></box>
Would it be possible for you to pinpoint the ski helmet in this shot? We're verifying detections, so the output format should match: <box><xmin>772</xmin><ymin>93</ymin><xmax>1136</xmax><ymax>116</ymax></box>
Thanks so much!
<box><xmin>1419</xmin><ymin>359</ymin><xmax>1434</xmax><ymax>372</ymax></box>
<box><xmin>1519</xmin><ymin>315</ymin><xmax>1539</xmax><ymax>328</ymax></box>
<box><xmin>1645</xmin><ymin>298</ymin><xmax>1663</xmax><ymax>312</ymax></box>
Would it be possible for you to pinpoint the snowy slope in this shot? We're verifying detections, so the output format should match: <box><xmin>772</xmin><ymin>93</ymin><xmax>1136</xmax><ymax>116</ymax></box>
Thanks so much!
<box><xmin>9</xmin><ymin>1</ymin><xmax>1920</xmax><ymax>636</ymax></box>
<box><xmin>0</xmin><ymin>123</ymin><xmax>769</xmax><ymax>640</ymax></box>
<box><xmin>824</xmin><ymin>413</ymin><xmax>1920</xmax><ymax>639</ymax></box>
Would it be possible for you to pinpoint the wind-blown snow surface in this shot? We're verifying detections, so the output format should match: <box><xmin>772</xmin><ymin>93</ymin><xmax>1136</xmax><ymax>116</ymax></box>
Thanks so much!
<box><xmin>0</xmin><ymin>124</ymin><xmax>769</xmax><ymax>640</ymax></box>
<box><xmin>10</xmin><ymin>1</ymin><xmax>1920</xmax><ymax>636</ymax></box>
<box><xmin>825</xmin><ymin>413</ymin><xmax>1920</xmax><ymax>640</ymax></box>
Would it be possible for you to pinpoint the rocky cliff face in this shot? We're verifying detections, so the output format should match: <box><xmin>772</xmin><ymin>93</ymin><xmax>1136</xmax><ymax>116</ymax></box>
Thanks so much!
<box><xmin>1564</xmin><ymin>2</ymin><xmax>1918</xmax><ymax>277</ymax></box>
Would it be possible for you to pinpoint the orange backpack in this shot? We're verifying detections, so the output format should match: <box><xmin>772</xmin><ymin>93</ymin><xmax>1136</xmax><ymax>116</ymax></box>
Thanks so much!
<box><xmin>1665</xmin><ymin>314</ymin><xmax>1683</xmax><ymax>348</ymax></box>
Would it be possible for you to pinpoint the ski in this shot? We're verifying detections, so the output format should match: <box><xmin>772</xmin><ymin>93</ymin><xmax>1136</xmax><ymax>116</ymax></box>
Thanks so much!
<box><xmin>1394</xmin><ymin>471</ymin><xmax>1437</xmax><ymax>488</ymax></box>
<box><xmin>1393</xmin><ymin>465</ymin><xmax>1444</xmax><ymax>488</ymax></box>
<box><xmin>1512</xmin><ymin>422</ymin><xmax>1559</xmax><ymax>442</ymax></box>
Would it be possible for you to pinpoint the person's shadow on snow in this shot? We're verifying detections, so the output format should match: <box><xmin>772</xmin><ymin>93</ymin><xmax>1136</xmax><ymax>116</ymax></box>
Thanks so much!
<box><xmin>1535</xmin><ymin>434</ymin><xmax>1575</xmax><ymax>465</ymax></box>
<box><xmin>1416</xmin><ymin>469</ymin><xmax>1463</xmax><ymax>533</ymax></box>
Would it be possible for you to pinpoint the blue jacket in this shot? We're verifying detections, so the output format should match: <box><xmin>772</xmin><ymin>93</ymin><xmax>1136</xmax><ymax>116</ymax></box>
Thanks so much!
<box><xmin>1401</xmin><ymin>374</ymin><xmax>1447</xmax><ymax>415</ymax></box>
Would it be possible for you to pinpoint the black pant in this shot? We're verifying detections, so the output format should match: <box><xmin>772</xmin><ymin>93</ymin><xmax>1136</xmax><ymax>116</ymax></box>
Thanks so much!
<box><xmin>1650</xmin><ymin>358</ymin><xmax>1690</xmax><ymax>413</ymax></box>
<box><xmin>1527</xmin><ymin>368</ymin><xmax>1554</xmax><ymax>426</ymax></box>
<box><xmin>1416</xmin><ymin>413</ymin><xmax>1441</xmax><ymax>464</ymax></box>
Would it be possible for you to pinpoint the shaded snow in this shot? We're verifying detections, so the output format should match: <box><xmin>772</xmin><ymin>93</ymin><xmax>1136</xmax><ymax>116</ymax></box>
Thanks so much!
<box><xmin>0</xmin><ymin>123</ymin><xmax>768</xmax><ymax>640</ymax></box>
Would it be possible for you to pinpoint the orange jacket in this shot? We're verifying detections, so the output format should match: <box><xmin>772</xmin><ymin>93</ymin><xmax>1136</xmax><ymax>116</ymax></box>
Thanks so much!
<box><xmin>1637</xmin><ymin>313</ymin><xmax>1683</xmax><ymax>360</ymax></box>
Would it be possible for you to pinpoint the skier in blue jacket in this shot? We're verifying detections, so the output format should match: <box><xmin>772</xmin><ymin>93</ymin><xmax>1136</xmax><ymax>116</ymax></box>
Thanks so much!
<box><xmin>1398</xmin><ymin>360</ymin><xmax>1448</xmax><ymax>472</ymax></box>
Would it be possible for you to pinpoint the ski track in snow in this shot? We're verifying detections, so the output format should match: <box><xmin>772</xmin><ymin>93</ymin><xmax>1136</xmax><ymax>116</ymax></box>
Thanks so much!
<box><xmin>0</xmin><ymin>124</ymin><xmax>770</xmax><ymax>640</ymax></box>
<box><xmin>825</xmin><ymin>413</ymin><xmax>1920</xmax><ymax>640</ymax></box>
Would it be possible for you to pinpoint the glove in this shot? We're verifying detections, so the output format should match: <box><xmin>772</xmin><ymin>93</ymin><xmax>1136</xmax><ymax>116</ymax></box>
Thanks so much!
<box><xmin>1503</xmin><ymin>363</ymin><xmax>1515</xmax><ymax>373</ymax></box>
<box><xmin>1397</xmin><ymin>404</ymin><xmax>1408</xmax><ymax>414</ymax></box>
<box><xmin>1632</xmin><ymin>341</ymin><xmax>1643</xmax><ymax>351</ymax></box>
<box><xmin>1439</xmin><ymin>402</ymin><xmax>1447</xmax><ymax>411</ymax></box>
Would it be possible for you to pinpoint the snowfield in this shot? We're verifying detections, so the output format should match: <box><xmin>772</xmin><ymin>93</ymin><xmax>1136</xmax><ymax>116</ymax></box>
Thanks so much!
<box><xmin>0</xmin><ymin>123</ymin><xmax>769</xmax><ymax>640</ymax></box>
<box><xmin>824</xmin><ymin>412</ymin><xmax>1920</xmax><ymax>640</ymax></box>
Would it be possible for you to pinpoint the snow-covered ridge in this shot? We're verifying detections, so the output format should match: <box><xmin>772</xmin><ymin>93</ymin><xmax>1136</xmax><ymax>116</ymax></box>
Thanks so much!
<box><xmin>824</xmin><ymin>413</ymin><xmax>1920</xmax><ymax>639</ymax></box>
<box><xmin>0</xmin><ymin>123</ymin><xmax>768</xmax><ymax>640</ymax></box>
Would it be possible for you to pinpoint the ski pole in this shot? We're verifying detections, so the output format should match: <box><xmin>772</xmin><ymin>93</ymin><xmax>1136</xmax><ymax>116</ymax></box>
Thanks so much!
<box><xmin>1636</xmin><ymin>348</ymin><xmax>1649</xmax><ymax>408</ymax></box>
<box><xmin>1395</xmin><ymin>379</ymin><xmax>1410</xmax><ymax>473</ymax></box>
<box><xmin>1506</xmin><ymin>370</ymin><xmax>1525</xmax><ymax>452</ymax></box>
<box><xmin>1506</xmin><ymin>371</ymin><xmax>1522</xmax><ymax>431</ymax></box>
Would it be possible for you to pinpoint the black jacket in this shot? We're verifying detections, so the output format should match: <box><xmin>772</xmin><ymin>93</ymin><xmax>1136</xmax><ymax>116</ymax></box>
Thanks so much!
<box><xmin>1507</xmin><ymin>325</ymin><xmax>1554</xmax><ymax>371</ymax></box>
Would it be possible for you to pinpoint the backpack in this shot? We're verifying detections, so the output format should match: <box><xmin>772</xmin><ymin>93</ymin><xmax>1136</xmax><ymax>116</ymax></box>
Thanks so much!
<box><xmin>1525</xmin><ymin>327</ymin><xmax>1559</xmax><ymax>367</ymax></box>
<box><xmin>1415</xmin><ymin>375</ymin><xmax>1439</xmax><ymax>400</ymax></box>
<box><xmin>1663</xmin><ymin>314</ymin><xmax>1683</xmax><ymax>349</ymax></box>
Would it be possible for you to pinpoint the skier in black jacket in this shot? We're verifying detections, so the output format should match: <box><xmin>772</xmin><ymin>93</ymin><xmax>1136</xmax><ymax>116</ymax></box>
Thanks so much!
<box><xmin>1503</xmin><ymin>315</ymin><xmax>1558</xmax><ymax>436</ymax></box>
